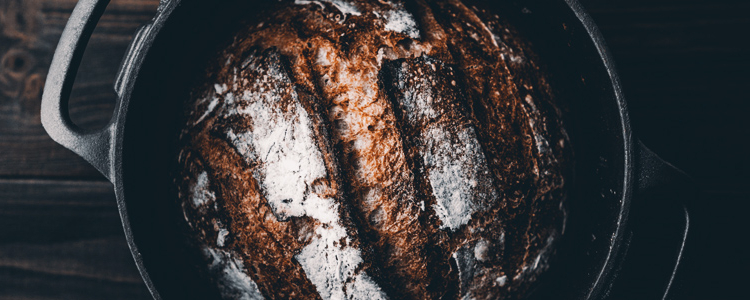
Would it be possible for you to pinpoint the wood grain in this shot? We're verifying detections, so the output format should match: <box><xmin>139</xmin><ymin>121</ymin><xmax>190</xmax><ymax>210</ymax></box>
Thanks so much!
<box><xmin>1</xmin><ymin>0</ymin><xmax>158</xmax><ymax>298</ymax></box>
<box><xmin>0</xmin><ymin>0</ymin><xmax>158</xmax><ymax>179</ymax></box>
<box><xmin>0</xmin><ymin>179</ymin><xmax>151</xmax><ymax>299</ymax></box>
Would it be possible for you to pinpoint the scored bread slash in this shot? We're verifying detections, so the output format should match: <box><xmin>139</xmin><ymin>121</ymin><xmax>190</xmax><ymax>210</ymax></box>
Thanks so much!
<box><xmin>424</xmin><ymin>1</ymin><xmax>566</xmax><ymax>293</ymax></box>
<box><xmin>224</xmin><ymin>49</ymin><xmax>334</xmax><ymax>224</ymax></box>
<box><xmin>381</xmin><ymin>56</ymin><xmax>498</xmax><ymax>231</ymax></box>
<box><xmin>381</xmin><ymin>55</ymin><xmax>511</xmax><ymax>299</ymax></box>
<box><xmin>300</xmin><ymin>6</ymin><xmax>454</xmax><ymax>296</ymax></box>
<box><xmin>220</xmin><ymin>48</ymin><xmax>387</xmax><ymax>300</ymax></box>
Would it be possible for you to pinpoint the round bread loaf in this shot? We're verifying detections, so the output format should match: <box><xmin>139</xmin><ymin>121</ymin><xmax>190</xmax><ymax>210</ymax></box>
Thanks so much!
<box><xmin>175</xmin><ymin>1</ymin><xmax>571</xmax><ymax>299</ymax></box>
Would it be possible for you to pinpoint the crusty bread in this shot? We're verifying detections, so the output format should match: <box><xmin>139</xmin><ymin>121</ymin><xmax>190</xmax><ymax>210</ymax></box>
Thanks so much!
<box><xmin>175</xmin><ymin>1</ymin><xmax>570</xmax><ymax>299</ymax></box>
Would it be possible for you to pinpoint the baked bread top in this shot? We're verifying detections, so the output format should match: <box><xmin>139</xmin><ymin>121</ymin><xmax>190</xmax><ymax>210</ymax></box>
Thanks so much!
<box><xmin>175</xmin><ymin>1</ymin><xmax>571</xmax><ymax>299</ymax></box>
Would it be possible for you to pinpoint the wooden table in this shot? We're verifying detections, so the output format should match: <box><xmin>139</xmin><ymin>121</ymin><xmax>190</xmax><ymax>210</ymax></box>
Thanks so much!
<box><xmin>1</xmin><ymin>0</ymin><xmax>747</xmax><ymax>298</ymax></box>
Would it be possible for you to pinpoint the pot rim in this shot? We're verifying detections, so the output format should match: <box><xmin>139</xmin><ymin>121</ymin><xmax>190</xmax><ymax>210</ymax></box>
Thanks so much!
<box><xmin>109</xmin><ymin>1</ymin><xmax>633</xmax><ymax>299</ymax></box>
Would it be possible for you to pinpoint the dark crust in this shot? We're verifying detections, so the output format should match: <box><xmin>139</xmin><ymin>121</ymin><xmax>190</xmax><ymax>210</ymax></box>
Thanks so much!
<box><xmin>175</xmin><ymin>1</ymin><xmax>571</xmax><ymax>299</ymax></box>
<box><xmin>179</xmin><ymin>49</ymin><xmax>326</xmax><ymax>300</ymax></box>
<box><xmin>380</xmin><ymin>55</ymin><xmax>507</xmax><ymax>299</ymax></box>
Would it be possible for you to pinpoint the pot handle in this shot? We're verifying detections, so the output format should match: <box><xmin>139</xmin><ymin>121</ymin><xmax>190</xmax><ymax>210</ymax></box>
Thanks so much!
<box><xmin>604</xmin><ymin>140</ymin><xmax>693</xmax><ymax>299</ymax></box>
<box><xmin>41</xmin><ymin>0</ymin><xmax>114</xmax><ymax>181</ymax></box>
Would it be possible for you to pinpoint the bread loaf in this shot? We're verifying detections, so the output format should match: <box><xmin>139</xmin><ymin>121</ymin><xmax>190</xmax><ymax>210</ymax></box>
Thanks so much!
<box><xmin>175</xmin><ymin>1</ymin><xmax>570</xmax><ymax>299</ymax></box>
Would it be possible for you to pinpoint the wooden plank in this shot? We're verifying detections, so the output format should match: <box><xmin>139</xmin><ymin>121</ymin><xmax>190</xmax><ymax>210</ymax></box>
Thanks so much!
<box><xmin>0</xmin><ymin>268</ymin><xmax>150</xmax><ymax>300</ymax></box>
<box><xmin>0</xmin><ymin>178</ymin><xmax>151</xmax><ymax>298</ymax></box>
<box><xmin>0</xmin><ymin>179</ymin><xmax>120</xmax><ymax>243</ymax></box>
<box><xmin>0</xmin><ymin>0</ymin><xmax>159</xmax><ymax>179</ymax></box>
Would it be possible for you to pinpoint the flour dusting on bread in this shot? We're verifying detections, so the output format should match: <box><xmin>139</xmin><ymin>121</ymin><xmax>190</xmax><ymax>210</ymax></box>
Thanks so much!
<box><xmin>176</xmin><ymin>1</ymin><xmax>570</xmax><ymax>299</ymax></box>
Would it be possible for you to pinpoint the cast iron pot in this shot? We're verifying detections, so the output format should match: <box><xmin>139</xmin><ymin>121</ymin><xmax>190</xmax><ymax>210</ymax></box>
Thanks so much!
<box><xmin>41</xmin><ymin>0</ymin><xmax>691</xmax><ymax>299</ymax></box>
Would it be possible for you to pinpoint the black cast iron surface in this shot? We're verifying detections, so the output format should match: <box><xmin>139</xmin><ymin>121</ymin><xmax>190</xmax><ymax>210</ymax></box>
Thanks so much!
<box><xmin>0</xmin><ymin>0</ymin><xmax>747</xmax><ymax>299</ymax></box>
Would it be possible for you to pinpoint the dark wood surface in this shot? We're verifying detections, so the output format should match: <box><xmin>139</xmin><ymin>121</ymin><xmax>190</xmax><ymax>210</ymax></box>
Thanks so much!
<box><xmin>0</xmin><ymin>0</ymin><xmax>746</xmax><ymax>298</ymax></box>
<box><xmin>1</xmin><ymin>0</ymin><xmax>157</xmax><ymax>298</ymax></box>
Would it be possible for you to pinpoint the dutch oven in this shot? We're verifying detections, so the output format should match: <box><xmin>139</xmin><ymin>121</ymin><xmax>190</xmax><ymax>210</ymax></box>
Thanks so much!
<box><xmin>41</xmin><ymin>0</ymin><xmax>691</xmax><ymax>299</ymax></box>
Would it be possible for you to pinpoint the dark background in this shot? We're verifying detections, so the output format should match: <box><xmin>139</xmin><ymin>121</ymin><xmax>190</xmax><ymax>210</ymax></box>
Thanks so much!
<box><xmin>0</xmin><ymin>0</ymin><xmax>747</xmax><ymax>299</ymax></box>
